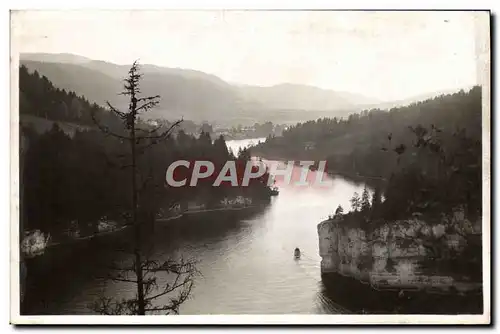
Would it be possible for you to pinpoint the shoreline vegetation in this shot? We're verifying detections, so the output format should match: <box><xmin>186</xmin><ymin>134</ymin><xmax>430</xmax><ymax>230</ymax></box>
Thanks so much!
<box><xmin>19</xmin><ymin>63</ymin><xmax>275</xmax><ymax>259</ymax></box>
<box><xmin>252</xmin><ymin>87</ymin><xmax>481</xmax><ymax>181</ymax></box>
<box><xmin>22</xmin><ymin>203</ymin><xmax>267</xmax><ymax>256</ymax></box>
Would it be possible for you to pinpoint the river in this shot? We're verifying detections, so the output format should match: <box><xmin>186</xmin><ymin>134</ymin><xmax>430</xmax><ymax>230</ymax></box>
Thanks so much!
<box><xmin>23</xmin><ymin>138</ymin><xmax>370</xmax><ymax>315</ymax></box>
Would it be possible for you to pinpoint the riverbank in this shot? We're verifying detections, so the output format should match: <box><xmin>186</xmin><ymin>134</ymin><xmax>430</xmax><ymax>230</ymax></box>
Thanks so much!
<box><xmin>35</xmin><ymin>205</ymin><xmax>265</xmax><ymax>252</ymax></box>
<box><xmin>158</xmin><ymin>205</ymin><xmax>263</xmax><ymax>221</ymax></box>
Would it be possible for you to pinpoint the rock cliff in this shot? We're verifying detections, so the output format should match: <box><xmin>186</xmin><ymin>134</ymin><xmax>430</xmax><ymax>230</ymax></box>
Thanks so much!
<box><xmin>318</xmin><ymin>211</ymin><xmax>482</xmax><ymax>293</ymax></box>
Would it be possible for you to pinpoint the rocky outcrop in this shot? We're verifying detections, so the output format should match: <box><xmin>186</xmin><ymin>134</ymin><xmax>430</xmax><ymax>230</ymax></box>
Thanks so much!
<box><xmin>318</xmin><ymin>212</ymin><xmax>482</xmax><ymax>293</ymax></box>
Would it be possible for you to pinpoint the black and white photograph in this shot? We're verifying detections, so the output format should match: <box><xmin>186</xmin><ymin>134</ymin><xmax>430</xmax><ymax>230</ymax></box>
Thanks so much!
<box><xmin>9</xmin><ymin>9</ymin><xmax>491</xmax><ymax>325</ymax></box>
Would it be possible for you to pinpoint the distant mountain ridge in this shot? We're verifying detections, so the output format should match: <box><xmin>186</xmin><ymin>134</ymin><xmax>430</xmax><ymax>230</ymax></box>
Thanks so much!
<box><xmin>20</xmin><ymin>57</ymin><xmax>241</xmax><ymax>123</ymax></box>
<box><xmin>19</xmin><ymin>53</ymin><xmax>469</xmax><ymax>126</ymax></box>
<box><xmin>236</xmin><ymin>83</ymin><xmax>380</xmax><ymax>110</ymax></box>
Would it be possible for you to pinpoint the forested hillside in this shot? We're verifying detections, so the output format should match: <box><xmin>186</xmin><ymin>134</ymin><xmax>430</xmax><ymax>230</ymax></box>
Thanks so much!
<box><xmin>19</xmin><ymin>64</ymin><xmax>123</xmax><ymax>128</ymax></box>
<box><xmin>255</xmin><ymin>87</ymin><xmax>481</xmax><ymax>176</ymax></box>
<box><xmin>255</xmin><ymin>87</ymin><xmax>483</xmax><ymax>220</ymax></box>
<box><xmin>19</xmin><ymin>66</ymin><xmax>272</xmax><ymax>240</ymax></box>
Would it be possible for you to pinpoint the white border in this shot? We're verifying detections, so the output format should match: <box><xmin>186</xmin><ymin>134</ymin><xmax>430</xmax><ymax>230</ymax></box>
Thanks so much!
<box><xmin>6</xmin><ymin>3</ymin><xmax>493</xmax><ymax>326</ymax></box>
<box><xmin>10</xmin><ymin>11</ymin><xmax>20</xmax><ymax>326</ymax></box>
<box><xmin>7</xmin><ymin>314</ymin><xmax>494</xmax><ymax>325</ymax></box>
<box><xmin>4</xmin><ymin>0</ymin><xmax>500</xmax><ymax>10</ymax></box>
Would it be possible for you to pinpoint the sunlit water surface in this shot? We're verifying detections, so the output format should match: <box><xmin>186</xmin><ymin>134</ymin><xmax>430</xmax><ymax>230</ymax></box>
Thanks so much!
<box><xmin>25</xmin><ymin>138</ymin><xmax>369</xmax><ymax>315</ymax></box>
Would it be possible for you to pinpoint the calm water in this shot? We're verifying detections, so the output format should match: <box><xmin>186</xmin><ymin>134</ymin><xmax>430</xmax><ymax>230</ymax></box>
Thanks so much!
<box><xmin>226</xmin><ymin>137</ymin><xmax>266</xmax><ymax>156</ymax></box>
<box><xmin>25</xmin><ymin>138</ymin><xmax>369</xmax><ymax>315</ymax></box>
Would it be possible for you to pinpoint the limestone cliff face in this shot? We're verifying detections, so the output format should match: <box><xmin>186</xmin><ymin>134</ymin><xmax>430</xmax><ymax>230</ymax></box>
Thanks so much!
<box><xmin>318</xmin><ymin>212</ymin><xmax>481</xmax><ymax>292</ymax></box>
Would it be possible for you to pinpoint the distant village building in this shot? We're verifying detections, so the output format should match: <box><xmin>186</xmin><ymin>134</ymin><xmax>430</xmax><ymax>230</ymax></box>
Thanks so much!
<box><xmin>97</xmin><ymin>218</ymin><xmax>119</xmax><ymax>233</ymax></box>
<box><xmin>220</xmin><ymin>196</ymin><xmax>252</xmax><ymax>207</ymax></box>
<box><xmin>304</xmin><ymin>141</ymin><xmax>315</xmax><ymax>150</ymax></box>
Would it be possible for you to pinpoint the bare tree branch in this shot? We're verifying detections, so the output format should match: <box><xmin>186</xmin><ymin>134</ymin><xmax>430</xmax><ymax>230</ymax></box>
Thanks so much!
<box><xmin>136</xmin><ymin>99</ymin><xmax>160</xmax><ymax>113</ymax></box>
<box><xmin>136</xmin><ymin>119</ymin><xmax>183</xmax><ymax>141</ymax></box>
<box><xmin>90</xmin><ymin>108</ymin><xmax>131</xmax><ymax>141</ymax></box>
<box><xmin>106</xmin><ymin>101</ymin><xmax>128</xmax><ymax>119</ymax></box>
<box><xmin>90</xmin><ymin>61</ymin><xmax>196</xmax><ymax>316</ymax></box>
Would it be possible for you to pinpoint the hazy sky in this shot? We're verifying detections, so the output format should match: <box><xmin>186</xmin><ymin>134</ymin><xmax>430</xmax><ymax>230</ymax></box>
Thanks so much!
<box><xmin>13</xmin><ymin>10</ymin><xmax>486</xmax><ymax>101</ymax></box>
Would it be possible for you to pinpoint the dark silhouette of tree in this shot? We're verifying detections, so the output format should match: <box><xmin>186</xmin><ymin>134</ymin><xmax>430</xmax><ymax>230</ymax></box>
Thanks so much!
<box><xmin>253</xmin><ymin>86</ymin><xmax>481</xmax><ymax>182</ymax></box>
<box><xmin>333</xmin><ymin>205</ymin><xmax>344</xmax><ymax>219</ymax></box>
<box><xmin>213</xmin><ymin>135</ymin><xmax>230</xmax><ymax>159</ymax></box>
<box><xmin>200</xmin><ymin>122</ymin><xmax>213</xmax><ymax>135</ymax></box>
<box><xmin>370</xmin><ymin>186</ymin><xmax>382</xmax><ymax>216</ymax></box>
<box><xmin>361</xmin><ymin>187</ymin><xmax>371</xmax><ymax>212</ymax></box>
<box><xmin>90</xmin><ymin>61</ymin><xmax>194</xmax><ymax>315</ymax></box>
<box><xmin>23</xmin><ymin>123</ymin><xmax>73</xmax><ymax>235</ymax></box>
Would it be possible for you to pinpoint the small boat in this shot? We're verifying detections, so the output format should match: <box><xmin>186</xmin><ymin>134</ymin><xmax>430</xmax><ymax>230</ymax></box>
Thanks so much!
<box><xmin>294</xmin><ymin>247</ymin><xmax>301</xmax><ymax>259</ymax></box>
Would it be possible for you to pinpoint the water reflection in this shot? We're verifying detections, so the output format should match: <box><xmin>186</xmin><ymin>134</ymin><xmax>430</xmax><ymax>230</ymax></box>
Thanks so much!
<box><xmin>24</xmin><ymin>138</ymin><xmax>370</xmax><ymax>315</ymax></box>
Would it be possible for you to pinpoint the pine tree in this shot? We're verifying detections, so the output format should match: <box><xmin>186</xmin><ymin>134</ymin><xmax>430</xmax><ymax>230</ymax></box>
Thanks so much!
<box><xmin>334</xmin><ymin>205</ymin><xmax>344</xmax><ymax>218</ymax></box>
<box><xmin>90</xmin><ymin>61</ymin><xmax>196</xmax><ymax>315</ymax></box>
<box><xmin>371</xmin><ymin>186</ymin><xmax>382</xmax><ymax>214</ymax></box>
<box><xmin>350</xmin><ymin>192</ymin><xmax>361</xmax><ymax>212</ymax></box>
<box><xmin>361</xmin><ymin>186</ymin><xmax>371</xmax><ymax>212</ymax></box>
